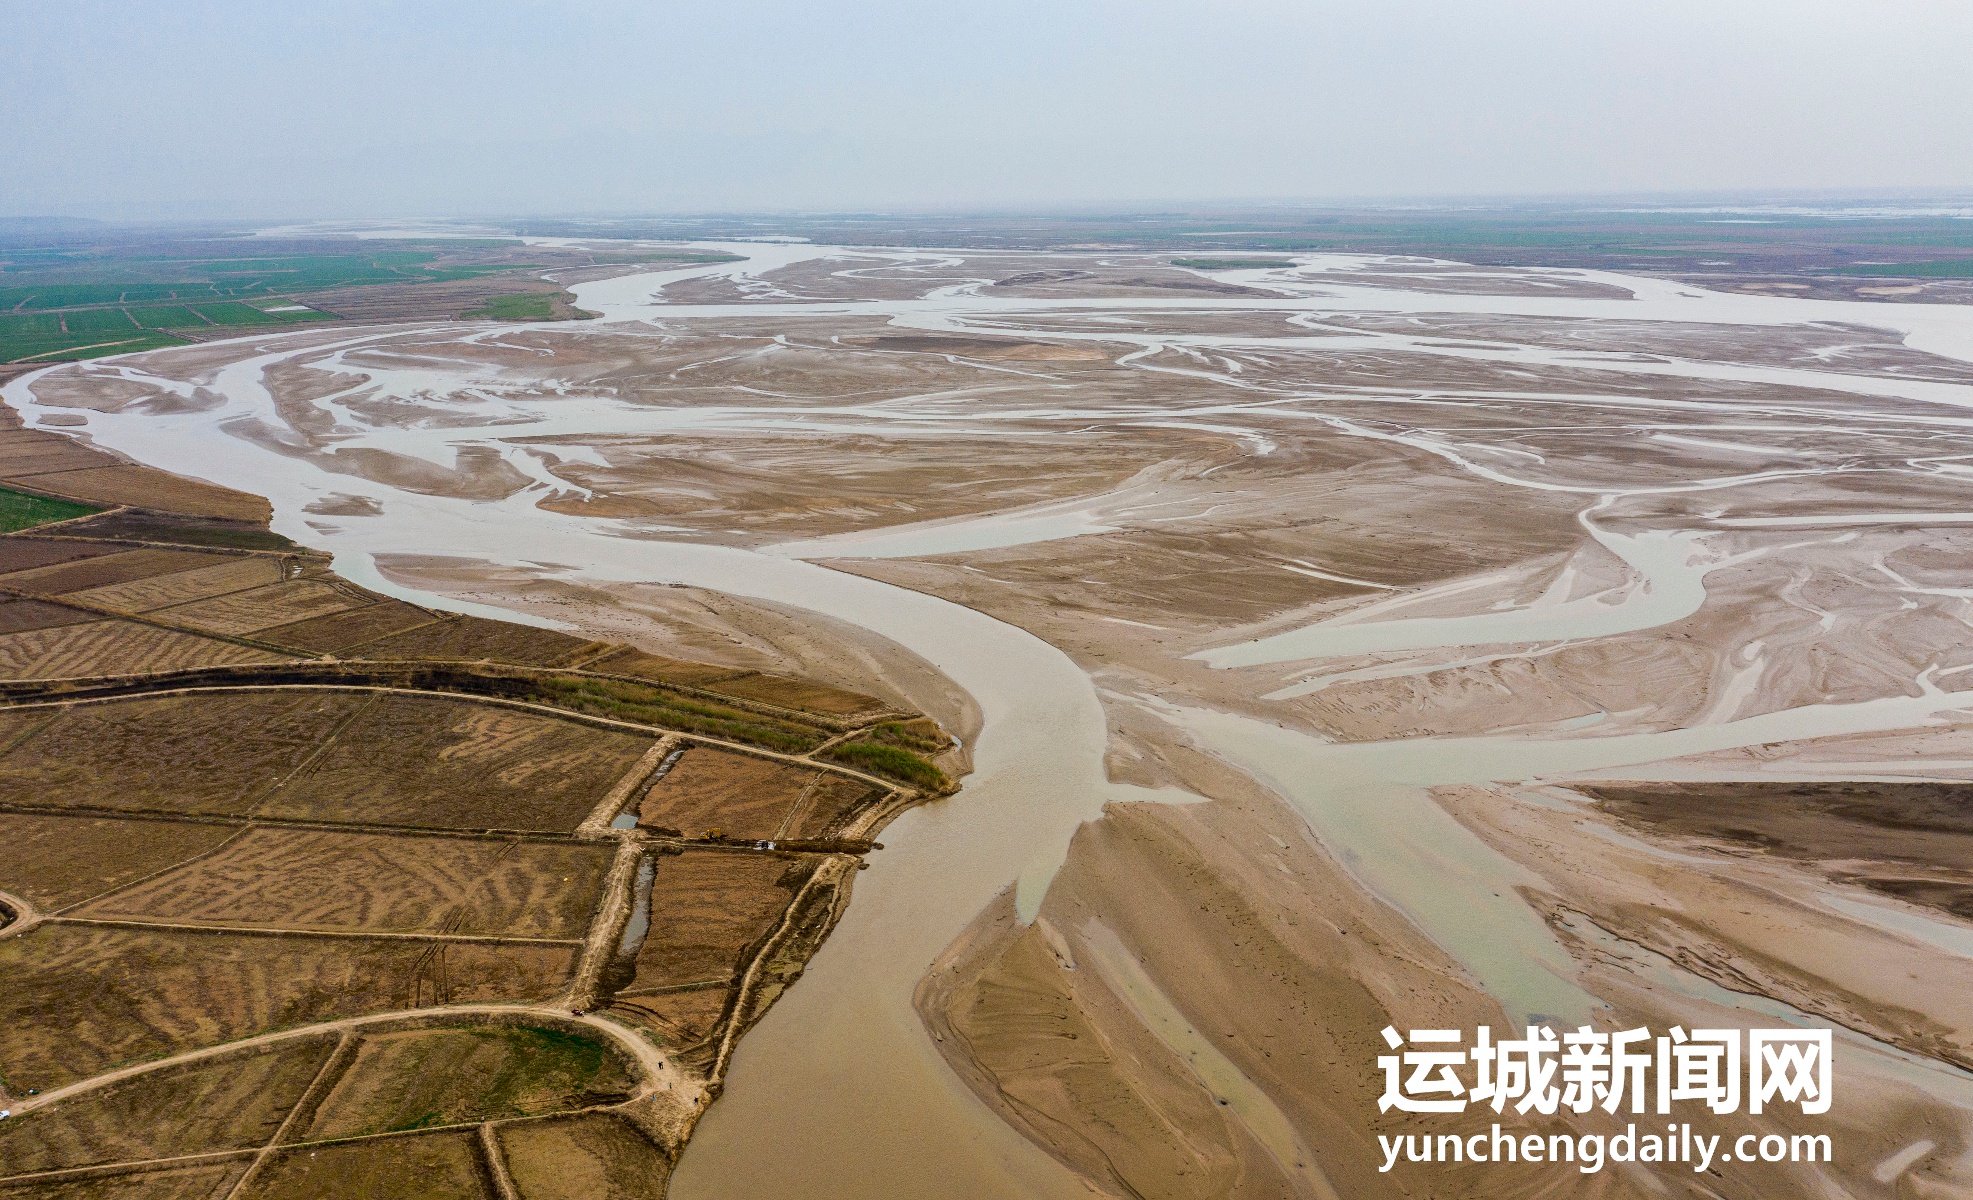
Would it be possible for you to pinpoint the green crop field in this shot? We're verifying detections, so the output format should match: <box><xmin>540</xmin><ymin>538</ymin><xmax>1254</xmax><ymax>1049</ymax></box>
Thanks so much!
<box><xmin>59</xmin><ymin>308</ymin><xmax>140</xmax><ymax>333</ymax></box>
<box><xmin>463</xmin><ymin>293</ymin><xmax>556</xmax><ymax>320</ymax></box>
<box><xmin>0</xmin><ymin>487</ymin><xmax>101</xmax><ymax>532</ymax></box>
<box><xmin>192</xmin><ymin>301</ymin><xmax>282</xmax><ymax>325</ymax></box>
<box><xmin>128</xmin><ymin>305</ymin><xmax>205</xmax><ymax>328</ymax></box>
<box><xmin>0</xmin><ymin>326</ymin><xmax>186</xmax><ymax>363</ymax></box>
<box><xmin>0</xmin><ymin>313</ymin><xmax>64</xmax><ymax>339</ymax></box>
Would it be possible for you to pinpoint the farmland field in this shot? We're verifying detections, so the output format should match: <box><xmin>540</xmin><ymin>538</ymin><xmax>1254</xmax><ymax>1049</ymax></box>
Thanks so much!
<box><xmin>462</xmin><ymin>292</ymin><xmax>555</xmax><ymax>320</ymax></box>
<box><xmin>257</xmin><ymin>599</ymin><xmax>437</xmax><ymax>652</ymax></box>
<box><xmin>614</xmin><ymin>851</ymin><xmax>814</xmax><ymax>993</ymax></box>
<box><xmin>0</xmin><ymin>334</ymin><xmax>950</xmax><ymax>1200</ymax></box>
<box><xmin>53</xmin><ymin>309</ymin><xmax>138</xmax><ymax>334</ymax></box>
<box><xmin>0</xmin><ymin>692</ymin><xmax>361</xmax><ymax>815</ymax></box>
<box><xmin>0</xmin><ymin>486</ymin><xmax>98</xmax><ymax>532</ymax></box>
<box><xmin>0</xmin><ymin>924</ymin><xmax>574</xmax><ymax>1091</ymax></box>
<box><xmin>62</xmin><ymin>554</ymin><xmax>284</xmax><ymax>612</ymax></box>
<box><xmin>497</xmin><ymin>1113</ymin><xmax>674</xmax><ymax>1200</ymax></box>
<box><xmin>637</xmin><ymin>747</ymin><xmax>832</xmax><ymax>841</ymax></box>
<box><xmin>0</xmin><ymin>1039</ymin><xmax>335</xmax><ymax>1174</ymax></box>
<box><xmin>0</xmin><ymin>812</ymin><xmax>236</xmax><ymax>910</ymax></box>
<box><xmin>77</xmin><ymin>827</ymin><xmax>614</xmax><ymax>939</ymax></box>
<box><xmin>301</xmin><ymin>1024</ymin><xmax>636</xmax><ymax>1138</ymax></box>
<box><xmin>159</xmin><ymin>578</ymin><xmax>366</xmax><ymax>634</ymax></box>
<box><xmin>259</xmin><ymin>693</ymin><xmax>655</xmax><ymax>832</ymax></box>
<box><xmin>241</xmin><ymin>1131</ymin><xmax>493</xmax><ymax>1200</ymax></box>
<box><xmin>0</xmin><ymin>619</ymin><xmax>289</xmax><ymax>679</ymax></box>
<box><xmin>0</xmin><ymin>547</ymin><xmax>230</xmax><ymax>595</ymax></box>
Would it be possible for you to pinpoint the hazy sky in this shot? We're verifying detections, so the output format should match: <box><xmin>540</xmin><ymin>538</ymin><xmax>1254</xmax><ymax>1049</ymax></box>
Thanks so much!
<box><xmin>7</xmin><ymin>0</ymin><xmax>1971</xmax><ymax>219</ymax></box>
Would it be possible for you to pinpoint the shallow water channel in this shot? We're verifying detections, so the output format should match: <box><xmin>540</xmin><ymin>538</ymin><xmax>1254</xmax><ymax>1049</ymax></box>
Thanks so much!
<box><xmin>9</xmin><ymin>245</ymin><xmax>1973</xmax><ymax>1197</ymax></box>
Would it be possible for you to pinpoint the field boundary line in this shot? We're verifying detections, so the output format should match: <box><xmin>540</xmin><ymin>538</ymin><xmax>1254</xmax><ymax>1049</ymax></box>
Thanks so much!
<box><xmin>577</xmin><ymin>734</ymin><xmax>681</xmax><ymax>838</ymax></box>
<box><xmin>0</xmin><ymin>679</ymin><xmax>912</xmax><ymax>794</ymax></box>
<box><xmin>479</xmin><ymin>1121</ymin><xmax>523</xmax><ymax>1200</ymax></box>
<box><xmin>50</xmin><ymin>820</ymin><xmax>258</xmax><ymax>918</ymax></box>
<box><xmin>42</xmin><ymin>915</ymin><xmax>586</xmax><ymax>947</ymax></box>
<box><xmin>0</xmin><ymin>585</ymin><xmax>318</xmax><ymax>660</ymax></box>
<box><xmin>221</xmin><ymin>1029</ymin><xmax>359</xmax><ymax>1199</ymax></box>
<box><xmin>7</xmin><ymin>1003</ymin><xmax>696</xmax><ymax>1122</ymax></box>
<box><xmin>0</xmin><ymin>800</ymin><xmax>597</xmax><ymax>842</ymax></box>
<box><xmin>0</xmin><ymin>1148</ymin><xmax>256</xmax><ymax>1188</ymax></box>
<box><xmin>709</xmin><ymin>854</ymin><xmax>853</xmax><ymax>1084</ymax></box>
<box><xmin>564</xmin><ymin>840</ymin><xmax>647</xmax><ymax>1011</ymax></box>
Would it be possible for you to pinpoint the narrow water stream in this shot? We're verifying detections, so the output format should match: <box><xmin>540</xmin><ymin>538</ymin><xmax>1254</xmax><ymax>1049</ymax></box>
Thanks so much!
<box><xmin>8</xmin><ymin>245</ymin><xmax>1973</xmax><ymax>1196</ymax></box>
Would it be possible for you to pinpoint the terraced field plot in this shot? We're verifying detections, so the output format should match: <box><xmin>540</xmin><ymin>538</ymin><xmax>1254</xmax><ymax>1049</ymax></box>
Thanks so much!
<box><xmin>76</xmin><ymin>827</ymin><xmax>614</xmax><ymax>939</ymax></box>
<box><xmin>0</xmin><ymin>924</ymin><xmax>576</xmax><ymax>1092</ymax></box>
<box><xmin>0</xmin><ymin>691</ymin><xmax>361</xmax><ymax>816</ymax></box>
<box><xmin>636</xmin><ymin>746</ymin><xmax>880</xmax><ymax>841</ymax></box>
<box><xmin>0</xmin><ymin>1039</ymin><xmax>335</xmax><ymax>1175</ymax></box>
<box><xmin>301</xmin><ymin>1025</ymin><xmax>637</xmax><ymax>1139</ymax></box>
<box><xmin>260</xmin><ymin>694</ymin><xmax>656</xmax><ymax>832</ymax></box>
<box><xmin>0</xmin><ymin>812</ymin><xmax>236</xmax><ymax>910</ymax></box>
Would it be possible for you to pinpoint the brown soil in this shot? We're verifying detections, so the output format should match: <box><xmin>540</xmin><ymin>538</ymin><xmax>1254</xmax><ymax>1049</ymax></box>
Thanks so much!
<box><xmin>258</xmin><ymin>602</ymin><xmax>437</xmax><ymax>653</ymax></box>
<box><xmin>75</xmin><ymin>828</ymin><xmax>614</xmax><ymax>939</ymax></box>
<box><xmin>0</xmin><ymin>813</ymin><xmax>236</xmax><ymax>910</ymax></box>
<box><xmin>300</xmin><ymin>1026</ymin><xmax>636</xmax><ymax>1140</ymax></box>
<box><xmin>0</xmin><ymin>691</ymin><xmax>360</xmax><ymax>816</ymax></box>
<box><xmin>0</xmin><ymin>1038</ymin><xmax>334</xmax><ymax>1174</ymax></box>
<box><xmin>496</xmin><ymin>1112</ymin><xmax>675</xmax><ymax>1200</ymax></box>
<box><xmin>637</xmin><ymin>747</ymin><xmax>826</xmax><ymax>841</ymax></box>
<box><xmin>241</xmin><ymin>1130</ymin><xmax>493</xmax><ymax>1200</ymax></box>
<box><xmin>0</xmin><ymin>924</ymin><xmax>573</xmax><ymax>1092</ymax></box>
<box><xmin>353</xmin><ymin>615</ymin><xmax>598</xmax><ymax>667</ymax></box>
<box><xmin>259</xmin><ymin>693</ymin><xmax>655</xmax><ymax>833</ymax></box>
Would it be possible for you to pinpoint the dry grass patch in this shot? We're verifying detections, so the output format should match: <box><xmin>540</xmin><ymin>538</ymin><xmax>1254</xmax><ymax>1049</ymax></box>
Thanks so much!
<box><xmin>0</xmin><ymin>599</ymin><xmax>95</xmax><ymax>635</ymax></box>
<box><xmin>583</xmin><ymin>646</ymin><xmax>750</xmax><ymax>687</ymax></box>
<box><xmin>257</xmin><ymin>601</ymin><xmax>436</xmax><ymax>654</ymax></box>
<box><xmin>259</xmin><ymin>694</ymin><xmax>653</xmax><ymax>833</ymax></box>
<box><xmin>0</xmin><ymin>692</ymin><xmax>362</xmax><ymax>817</ymax></box>
<box><xmin>241</xmin><ymin>1131</ymin><xmax>492</xmax><ymax>1200</ymax></box>
<box><xmin>0</xmin><ymin>1160</ymin><xmax>251</xmax><ymax>1198</ymax></box>
<box><xmin>78</xmin><ymin>828</ymin><xmax>613</xmax><ymax>939</ymax></box>
<box><xmin>0</xmin><ymin>813</ymin><xmax>235</xmax><ymax>911</ymax></box>
<box><xmin>0</xmin><ymin>548</ymin><xmax>225</xmax><ymax>597</ymax></box>
<box><xmin>62</xmin><ymin>556</ymin><xmax>281</xmax><ymax>614</ymax></box>
<box><xmin>496</xmin><ymin>1113</ymin><xmax>672</xmax><ymax>1200</ymax></box>
<box><xmin>0</xmin><ymin>925</ymin><xmax>574</xmax><ymax>1092</ymax></box>
<box><xmin>302</xmin><ymin>1024</ymin><xmax>636</xmax><ymax>1140</ymax></box>
<box><xmin>635</xmin><ymin>747</ymin><xmax>823</xmax><ymax>841</ymax></box>
<box><xmin>158</xmin><ymin>580</ymin><xmax>365</xmax><ymax>635</ymax></box>
<box><xmin>353</xmin><ymin>616</ymin><xmax>596</xmax><ymax>668</ymax></box>
<box><xmin>0</xmin><ymin>1038</ymin><xmax>333</xmax><ymax>1174</ymax></box>
<box><xmin>702</xmin><ymin>672</ymin><xmax>885</xmax><ymax>718</ymax></box>
<box><xmin>0</xmin><ymin>620</ymin><xmax>290</xmax><ymax>680</ymax></box>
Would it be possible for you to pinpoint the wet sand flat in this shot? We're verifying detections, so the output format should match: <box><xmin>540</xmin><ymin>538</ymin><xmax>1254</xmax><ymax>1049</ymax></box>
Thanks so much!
<box><xmin>13</xmin><ymin>244</ymin><xmax>1973</xmax><ymax>1196</ymax></box>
